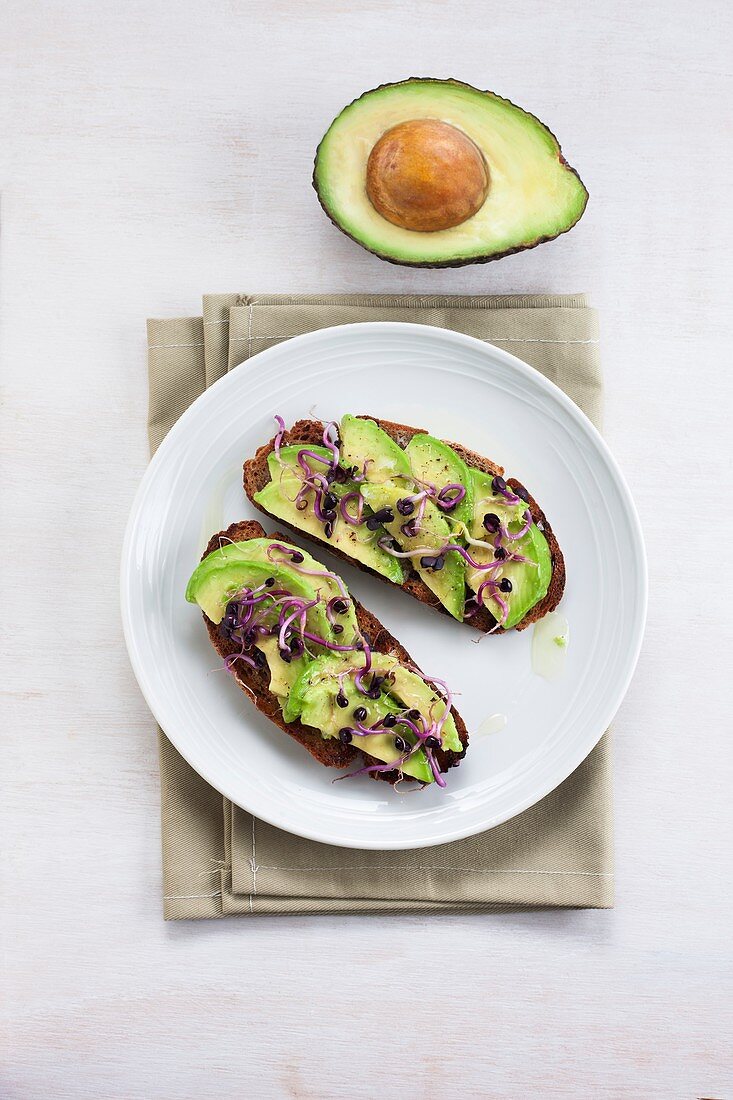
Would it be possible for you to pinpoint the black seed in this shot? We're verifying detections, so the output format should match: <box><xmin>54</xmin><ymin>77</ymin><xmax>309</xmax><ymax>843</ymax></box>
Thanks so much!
<box><xmin>382</xmin><ymin>714</ymin><xmax>396</xmax><ymax>728</ymax></box>
<box><xmin>332</xmin><ymin>623</ymin><xmax>343</xmax><ymax>635</ymax></box>
<box><xmin>253</xmin><ymin>649</ymin><xmax>267</xmax><ymax>669</ymax></box>
<box><xmin>368</xmin><ymin>688</ymin><xmax>381</xmax><ymax>700</ymax></box>
<box><xmin>394</xmin><ymin>736</ymin><xmax>407</xmax><ymax>752</ymax></box>
<box><xmin>499</xmin><ymin>577</ymin><xmax>513</xmax><ymax>593</ymax></box>
<box><xmin>279</xmin><ymin>648</ymin><xmax>292</xmax><ymax>663</ymax></box>
<box><xmin>365</xmin><ymin>515</ymin><xmax>382</xmax><ymax>531</ymax></box>
<box><xmin>322</xmin><ymin>508</ymin><xmax>337</xmax><ymax>522</ymax></box>
<box><xmin>265</xmin><ymin>577</ymin><xmax>275</xmax><ymax>588</ymax></box>
<box><xmin>492</xmin><ymin>475</ymin><xmax>507</xmax><ymax>493</ymax></box>
<box><xmin>290</xmin><ymin>551</ymin><xmax>304</xmax><ymax>564</ymax></box>
<box><xmin>323</xmin><ymin>491</ymin><xmax>338</xmax><ymax>510</ymax></box>
<box><xmin>514</xmin><ymin>484</ymin><xmax>529</xmax><ymax>503</ymax></box>
<box><xmin>296</xmin><ymin>499</ymin><xmax>308</xmax><ymax>511</ymax></box>
<box><xmin>353</xmin><ymin>706</ymin><xmax>367</xmax><ymax>722</ymax></box>
<box><xmin>431</xmin><ymin>555</ymin><xmax>445</xmax><ymax>572</ymax></box>
<box><xmin>425</xmin><ymin>735</ymin><xmax>440</xmax><ymax>750</ymax></box>
<box><xmin>396</xmin><ymin>498</ymin><xmax>415</xmax><ymax>516</ymax></box>
<box><xmin>483</xmin><ymin>512</ymin><xmax>500</xmax><ymax>533</ymax></box>
<box><xmin>420</xmin><ymin>555</ymin><xmax>436</xmax><ymax>569</ymax></box>
<box><xmin>225</xmin><ymin>601</ymin><xmax>238</xmax><ymax>617</ymax></box>
<box><xmin>336</xmin><ymin>691</ymin><xmax>348</xmax><ymax>708</ymax></box>
<box><xmin>333</xmin><ymin>465</ymin><xmax>349</xmax><ymax>484</ymax></box>
<box><xmin>332</xmin><ymin>599</ymin><xmax>348</xmax><ymax>615</ymax></box>
<box><xmin>375</xmin><ymin>507</ymin><xmax>395</xmax><ymax>524</ymax></box>
<box><xmin>324</xmin><ymin>521</ymin><xmax>334</xmax><ymax>538</ymax></box>
<box><xmin>289</xmin><ymin>637</ymin><xmax>304</xmax><ymax>656</ymax></box>
<box><xmin>401</xmin><ymin>521</ymin><xmax>418</xmax><ymax>538</ymax></box>
<box><xmin>243</xmin><ymin>629</ymin><xmax>256</xmax><ymax>646</ymax></box>
<box><xmin>339</xmin><ymin>727</ymin><xmax>353</xmax><ymax>744</ymax></box>
<box><xmin>494</xmin><ymin>546</ymin><xmax>507</xmax><ymax>560</ymax></box>
<box><xmin>407</xmin><ymin>709</ymin><xmax>421</xmax><ymax>722</ymax></box>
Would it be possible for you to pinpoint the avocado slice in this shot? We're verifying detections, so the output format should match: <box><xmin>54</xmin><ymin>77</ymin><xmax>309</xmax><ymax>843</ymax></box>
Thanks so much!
<box><xmin>339</xmin><ymin>414</ymin><xmax>412</xmax><ymax>485</ymax></box>
<box><xmin>254</xmin><ymin>447</ymin><xmax>404</xmax><ymax>584</ymax></box>
<box><xmin>313</xmin><ymin>78</ymin><xmax>588</xmax><ymax>268</ymax></box>
<box><xmin>404</xmin><ymin>433</ymin><xmax>473</xmax><ymax>530</ymax></box>
<box><xmin>186</xmin><ymin>554</ymin><xmax>315</xmax><ymax>626</ymax></box>
<box><xmin>257</xmin><ymin>634</ymin><xmax>303</xmax><ymax>700</ymax></box>
<box><xmin>287</xmin><ymin>652</ymin><xmax>460</xmax><ymax>781</ymax></box>
<box><xmin>361</xmin><ymin>483</ymin><xmax>465</xmax><ymax>621</ymax></box>
<box><xmin>186</xmin><ymin>537</ymin><xmax>359</xmax><ymax>645</ymax></box>
<box><xmin>466</xmin><ymin>469</ymin><xmax>552</xmax><ymax>629</ymax></box>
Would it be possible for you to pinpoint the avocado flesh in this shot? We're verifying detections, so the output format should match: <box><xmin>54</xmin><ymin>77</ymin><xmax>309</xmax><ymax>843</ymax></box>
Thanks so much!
<box><xmin>186</xmin><ymin>556</ymin><xmax>315</xmax><ymax>627</ymax></box>
<box><xmin>361</xmin><ymin>483</ymin><xmax>466</xmax><ymax>622</ymax></box>
<box><xmin>288</xmin><ymin>652</ymin><xmax>461</xmax><ymax>781</ymax></box>
<box><xmin>257</xmin><ymin>634</ymin><xmax>304</xmax><ymax>699</ymax></box>
<box><xmin>340</xmin><ymin>414</ymin><xmax>412</xmax><ymax>484</ymax></box>
<box><xmin>466</xmin><ymin>469</ymin><xmax>552</xmax><ymax>629</ymax></box>
<box><xmin>404</xmin><ymin>433</ymin><xmax>473</xmax><ymax>529</ymax></box>
<box><xmin>313</xmin><ymin>78</ymin><xmax>588</xmax><ymax>267</ymax></box>
<box><xmin>255</xmin><ymin>447</ymin><xmax>403</xmax><ymax>584</ymax></box>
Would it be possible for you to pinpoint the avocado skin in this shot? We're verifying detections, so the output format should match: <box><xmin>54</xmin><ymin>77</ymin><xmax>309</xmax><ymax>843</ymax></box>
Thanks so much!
<box><xmin>312</xmin><ymin>77</ymin><xmax>589</xmax><ymax>269</ymax></box>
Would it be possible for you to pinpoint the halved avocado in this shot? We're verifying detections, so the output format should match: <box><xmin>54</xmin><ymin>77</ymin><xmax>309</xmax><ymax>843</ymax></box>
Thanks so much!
<box><xmin>313</xmin><ymin>78</ymin><xmax>588</xmax><ymax>268</ymax></box>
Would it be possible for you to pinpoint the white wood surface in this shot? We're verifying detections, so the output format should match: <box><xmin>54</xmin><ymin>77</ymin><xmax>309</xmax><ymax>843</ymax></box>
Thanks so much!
<box><xmin>2</xmin><ymin>1</ymin><xmax>731</xmax><ymax>1096</ymax></box>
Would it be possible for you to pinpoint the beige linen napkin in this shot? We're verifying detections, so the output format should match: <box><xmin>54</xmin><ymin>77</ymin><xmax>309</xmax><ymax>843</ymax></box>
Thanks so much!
<box><xmin>147</xmin><ymin>294</ymin><xmax>611</xmax><ymax>920</ymax></box>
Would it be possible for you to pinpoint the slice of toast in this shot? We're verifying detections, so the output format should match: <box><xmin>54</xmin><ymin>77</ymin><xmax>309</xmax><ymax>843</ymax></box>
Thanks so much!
<box><xmin>198</xmin><ymin>520</ymin><xmax>468</xmax><ymax>784</ymax></box>
<box><xmin>243</xmin><ymin>417</ymin><xmax>565</xmax><ymax>633</ymax></box>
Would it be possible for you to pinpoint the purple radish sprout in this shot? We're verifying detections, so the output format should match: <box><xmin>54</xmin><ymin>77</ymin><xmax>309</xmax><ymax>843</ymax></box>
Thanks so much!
<box><xmin>321</xmin><ymin>422</ymin><xmax>340</xmax><ymax>468</ymax></box>
<box><xmin>273</xmin><ymin>415</ymin><xmax>286</xmax><ymax>460</ymax></box>
<box><xmin>339</xmin><ymin>492</ymin><xmax>364</xmax><ymax>526</ymax></box>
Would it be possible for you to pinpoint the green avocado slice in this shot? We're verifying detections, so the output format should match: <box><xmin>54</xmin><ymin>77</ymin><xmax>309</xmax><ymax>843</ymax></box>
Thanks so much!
<box><xmin>255</xmin><ymin>443</ymin><xmax>404</xmax><ymax>584</ymax></box>
<box><xmin>186</xmin><ymin>555</ymin><xmax>315</xmax><ymax>626</ymax></box>
<box><xmin>313</xmin><ymin>78</ymin><xmax>588</xmax><ymax>268</ymax></box>
<box><xmin>286</xmin><ymin>652</ymin><xmax>460</xmax><ymax>781</ymax></box>
<box><xmin>185</xmin><ymin>537</ymin><xmax>359</xmax><ymax>646</ymax></box>
<box><xmin>360</xmin><ymin>483</ymin><xmax>465</xmax><ymax>621</ymax></box>
<box><xmin>339</xmin><ymin>414</ymin><xmax>412</xmax><ymax>485</ymax></box>
<box><xmin>404</xmin><ymin>433</ymin><xmax>473</xmax><ymax>529</ymax></box>
<box><xmin>466</xmin><ymin>469</ymin><xmax>552</xmax><ymax>629</ymax></box>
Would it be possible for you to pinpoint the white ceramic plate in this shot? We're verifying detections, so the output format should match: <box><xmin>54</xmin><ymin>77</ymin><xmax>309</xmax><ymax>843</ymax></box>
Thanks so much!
<box><xmin>121</xmin><ymin>323</ymin><xmax>646</xmax><ymax>849</ymax></box>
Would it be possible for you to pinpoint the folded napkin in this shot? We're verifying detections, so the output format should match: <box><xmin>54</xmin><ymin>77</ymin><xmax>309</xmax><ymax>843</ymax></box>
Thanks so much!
<box><xmin>146</xmin><ymin>293</ymin><xmax>611</xmax><ymax>920</ymax></box>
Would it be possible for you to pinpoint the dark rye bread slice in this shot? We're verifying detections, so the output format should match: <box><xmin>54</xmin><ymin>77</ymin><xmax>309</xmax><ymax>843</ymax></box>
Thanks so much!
<box><xmin>243</xmin><ymin>417</ymin><xmax>565</xmax><ymax>633</ymax></box>
<box><xmin>200</xmin><ymin>520</ymin><xmax>468</xmax><ymax>784</ymax></box>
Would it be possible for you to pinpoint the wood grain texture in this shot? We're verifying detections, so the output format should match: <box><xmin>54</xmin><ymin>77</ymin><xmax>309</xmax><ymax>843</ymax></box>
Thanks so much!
<box><xmin>1</xmin><ymin>0</ymin><xmax>731</xmax><ymax>1097</ymax></box>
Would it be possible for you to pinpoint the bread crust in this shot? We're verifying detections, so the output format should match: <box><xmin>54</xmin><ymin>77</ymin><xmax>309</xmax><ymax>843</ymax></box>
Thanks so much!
<box><xmin>199</xmin><ymin>521</ymin><xmax>468</xmax><ymax>785</ymax></box>
<box><xmin>243</xmin><ymin>417</ymin><xmax>565</xmax><ymax>633</ymax></box>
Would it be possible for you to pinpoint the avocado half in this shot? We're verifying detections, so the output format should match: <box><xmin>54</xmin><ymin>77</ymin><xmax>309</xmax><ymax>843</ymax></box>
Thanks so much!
<box><xmin>312</xmin><ymin>78</ymin><xmax>589</xmax><ymax>268</ymax></box>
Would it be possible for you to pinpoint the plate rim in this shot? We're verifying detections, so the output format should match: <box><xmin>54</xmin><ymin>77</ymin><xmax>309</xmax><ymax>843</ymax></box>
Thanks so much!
<box><xmin>121</xmin><ymin>321</ymin><xmax>647</xmax><ymax>850</ymax></box>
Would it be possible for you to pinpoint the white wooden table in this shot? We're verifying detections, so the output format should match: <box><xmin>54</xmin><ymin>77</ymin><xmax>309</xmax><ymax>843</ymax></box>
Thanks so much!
<box><xmin>2</xmin><ymin>2</ymin><xmax>731</xmax><ymax>1096</ymax></box>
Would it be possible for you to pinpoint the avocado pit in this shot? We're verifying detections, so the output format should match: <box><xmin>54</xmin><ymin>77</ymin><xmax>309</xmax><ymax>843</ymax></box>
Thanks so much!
<box><xmin>365</xmin><ymin>118</ymin><xmax>490</xmax><ymax>232</ymax></box>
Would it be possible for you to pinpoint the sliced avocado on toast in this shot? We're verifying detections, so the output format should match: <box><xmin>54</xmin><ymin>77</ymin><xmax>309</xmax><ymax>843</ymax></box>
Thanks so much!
<box><xmin>187</xmin><ymin>520</ymin><xmax>468</xmax><ymax>785</ymax></box>
<box><xmin>244</xmin><ymin>416</ymin><xmax>565</xmax><ymax>633</ymax></box>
